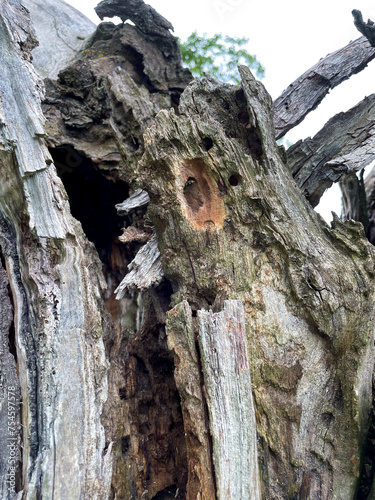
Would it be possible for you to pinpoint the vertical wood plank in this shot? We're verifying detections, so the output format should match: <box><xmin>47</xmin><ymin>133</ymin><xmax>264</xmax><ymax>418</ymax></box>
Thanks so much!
<box><xmin>198</xmin><ymin>300</ymin><xmax>260</xmax><ymax>500</ymax></box>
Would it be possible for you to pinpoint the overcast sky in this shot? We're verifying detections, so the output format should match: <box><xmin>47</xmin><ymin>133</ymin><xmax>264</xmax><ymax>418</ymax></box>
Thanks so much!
<box><xmin>64</xmin><ymin>0</ymin><xmax>375</xmax><ymax>221</ymax></box>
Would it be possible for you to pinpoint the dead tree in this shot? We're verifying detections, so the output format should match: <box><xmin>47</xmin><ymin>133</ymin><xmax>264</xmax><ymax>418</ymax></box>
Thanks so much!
<box><xmin>2</xmin><ymin>0</ymin><xmax>375</xmax><ymax>498</ymax></box>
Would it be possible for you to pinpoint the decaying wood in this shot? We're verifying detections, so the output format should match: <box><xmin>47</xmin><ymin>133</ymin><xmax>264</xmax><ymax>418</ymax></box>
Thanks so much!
<box><xmin>4</xmin><ymin>0</ymin><xmax>375</xmax><ymax>497</ymax></box>
<box><xmin>166</xmin><ymin>301</ymin><xmax>216</xmax><ymax>500</ymax></box>
<box><xmin>115</xmin><ymin>188</ymin><xmax>150</xmax><ymax>216</ymax></box>
<box><xmin>0</xmin><ymin>255</ymin><xmax>20</xmax><ymax>500</ymax></box>
<box><xmin>115</xmin><ymin>233</ymin><xmax>164</xmax><ymax>296</ymax></box>
<box><xmin>340</xmin><ymin>171</ymin><xmax>369</xmax><ymax>232</ymax></box>
<box><xmin>287</xmin><ymin>94</ymin><xmax>375</xmax><ymax>207</ymax></box>
<box><xmin>138</xmin><ymin>63</ymin><xmax>375</xmax><ymax>498</ymax></box>
<box><xmin>23</xmin><ymin>0</ymin><xmax>96</xmax><ymax>79</ymax></box>
<box><xmin>95</xmin><ymin>0</ymin><xmax>174</xmax><ymax>38</ymax></box>
<box><xmin>353</xmin><ymin>9</ymin><xmax>375</xmax><ymax>47</ymax></box>
<box><xmin>273</xmin><ymin>36</ymin><xmax>375</xmax><ymax>139</ymax></box>
<box><xmin>198</xmin><ymin>300</ymin><xmax>260</xmax><ymax>500</ymax></box>
<box><xmin>0</xmin><ymin>1</ymin><xmax>111</xmax><ymax>498</ymax></box>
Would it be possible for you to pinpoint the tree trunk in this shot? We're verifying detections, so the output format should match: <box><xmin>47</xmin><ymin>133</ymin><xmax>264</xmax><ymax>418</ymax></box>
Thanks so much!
<box><xmin>2</xmin><ymin>1</ymin><xmax>375</xmax><ymax>499</ymax></box>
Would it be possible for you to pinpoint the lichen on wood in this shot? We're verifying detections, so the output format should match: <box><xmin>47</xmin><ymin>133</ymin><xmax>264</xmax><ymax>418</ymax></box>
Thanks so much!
<box><xmin>4</xmin><ymin>0</ymin><xmax>375</xmax><ymax>498</ymax></box>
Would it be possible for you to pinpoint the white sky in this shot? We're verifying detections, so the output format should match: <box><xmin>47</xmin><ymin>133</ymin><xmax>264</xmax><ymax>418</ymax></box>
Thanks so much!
<box><xmin>65</xmin><ymin>0</ymin><xmax>375</xmax><ymax>222</ymax></box>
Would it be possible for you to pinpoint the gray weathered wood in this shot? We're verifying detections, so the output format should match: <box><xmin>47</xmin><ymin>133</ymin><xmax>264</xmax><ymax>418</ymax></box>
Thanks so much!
<box><xmin>273</xmin><ymin>36</ymin><xmax>375</xmax><ymax>139</ymax></box>
<box><xmin>115</xmin><ymin>233</ymin><xmax>164</xmax><ymax>296</ymax></box>
<box><xmin>166</xmin><ymin>301</ymin><xmax>216</xmax><ymax>500</ymax></box>
<box><xmin>23</xmin><ymin>0</ymin><xmax>95</xmax><ymax>79</ymax></box>
<box><xmin>140</xmin><ymin>63</ymin><xmax>375</xmax><ymax>498</ymax></box>
<box><xmin>0</xmin><ymin>2</ymin><xmax>112</xmax><ymax>498</ymax></box>
<box><xmin>340</xmin><ymin>171</ymin><xmax>368</xmax><ymax>231</ymax></box>
<box><xmin>95</xmin><ymin>0</ymin><xmax>173</xmax><ymax>37</ymax></box>
<box><xmin>353</xmin><ymin>9</ymin><xmax>375</xmax><ymax>46</ymax></box>
<box><xmin>115</xmin><ymin>188</ymin><xmax>150</xmax><ymax>216</ymax></box>
<box><xmin>287</xmin><ymin>94</ymin><xmax>375</xmax><ymax>207</ymax></box>
<box><xmin>197</xmin><ymin>300</ymin><xmax>260</xmax><ymax>500</ymax></box>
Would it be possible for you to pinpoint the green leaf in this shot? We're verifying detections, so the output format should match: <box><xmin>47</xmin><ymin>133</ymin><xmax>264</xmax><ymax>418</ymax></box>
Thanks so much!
<box><xmin>179</xmin><ymin>31</ymin><xmax>265</xmax><ymax>84</ymax></box>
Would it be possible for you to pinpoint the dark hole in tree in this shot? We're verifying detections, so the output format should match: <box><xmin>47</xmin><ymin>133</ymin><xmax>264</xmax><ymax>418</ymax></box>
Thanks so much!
<box><xmin>119</xmin><ymin>387</ymin><xmax>127</xmax><ymax>400</ymax></box>
<box><xmin>50</xmin><ymin>146</ymin><xmax>131</xmax><ymax>307</ymax></box>
<box><xmin>121</xmin><ymin>435</ymin><xmax>131</xmax><ymax>455</ymax></box>
<box><xmin>228</xmin><ymin>174</ymin><xmax>240</xmax><ymax>186</ymax></box>
<box><xmin>183</xmin><ymin>177</ymin><xmax>204</xmax><ymax>213</ymax></box>
<box><xmin>121</xmin><ymin>44</ymin><xmax>153</xmax><ymax>90</ymax></box>
<box><xmin>151</xmin><ymin>485</ymin><xmax>179</xmax><ymax>499</ymax></box>
<box><xmin>202</xmin><ymin>137</ymin><xmax>213</xmax><ymax>151</ymax></box>
<box><xmin>247</xmin><ymin>126</ymin><xmax>264</xmax><ymax>163</ymax></box>
<box><xmin>238</xmin><ymin>110</ymin><xmax>250</xmax><ymax>127</ymax></box>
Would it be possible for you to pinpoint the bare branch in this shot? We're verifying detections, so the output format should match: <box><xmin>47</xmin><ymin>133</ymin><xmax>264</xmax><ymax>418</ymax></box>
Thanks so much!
<box><xmin>273</xmin><ymin>37</ymin><xmax>375</xmax><ymax>140</ymax></box>
<box><xmin>287</xmin><ymin>94</ymin><xmax>375</xmax><ymax>207</ymax></box>
<box><xmin>352</xmin><ymin>9</ymin><xmax>375</xmax><ymax>46</ymax></box>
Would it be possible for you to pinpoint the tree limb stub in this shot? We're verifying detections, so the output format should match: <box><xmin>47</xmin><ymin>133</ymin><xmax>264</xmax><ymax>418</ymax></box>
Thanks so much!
<box><xmin>95</xmin><ymin>0</ymin><xmax>174</xmax><ymax>38</ymax></box>
<box><xmin>273</xmin><ymin>36</ymin><xmax>375</xmax><ymax>140</ymax></box>
<box><xmin>287</xmin><ymin>94</ymin><xmax>375</xmax><ymax>207</ymax></box>
<box><xmin>353</xmin><ymin>9</ymin><xmax>375</xmax><ymax>47</ymax></box>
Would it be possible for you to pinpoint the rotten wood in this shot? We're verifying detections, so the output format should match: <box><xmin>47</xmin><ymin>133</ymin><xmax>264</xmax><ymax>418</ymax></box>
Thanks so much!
<box><xmin>287</xmin><ymin>94</ymin><xmax>375</xmax><ymax>207</ymax></box>
<box><xmin>353</xmin><ymin>9</ymin><xmax>375</xmax><ymax>47</ymax></box>
<box><xmin>115</xmin><ymin>188</ymin><xmax>150</xmax><ymax>216</ymax></box>
<box><xmin>273</xmin><ymin>36</ymin><xmax>375</xmax><ymax>140</ymax></box>
<box><xmin>115</xmin><ymin>233</ymin><xmax>164</xmax><ymax>296</ymax></box>
<box><xmin>340</xmin><ymin>171</ymin><xmax>369</xmax><ymax>232</ymax></box>
<box><xmin>0</xmin><ymin>256</ymin><xmax>20</xmax><ymax>500</ymax></box>
<box><xmin>139</xmin><ymin>63</ymin><xmax>375</xmax><ymax>498</ymax></box>
<box><xmin>166</xmin><ymin>301</ymin><xmax>216</xmax><ymax>500</ymax></box>
<box><xmin>197</xmin><ymin>300</ymin><xmax>260</xmax><ymax>500</ymax></box>
<box><xmin>0</xmin><ymin>2</ymin><xmax>112</xmax><ymax>498</ymax></box>
<box><xmin>95</xmin><ymin>0</ymin><xmax>174</xmax><ymax>38</ymax></box>
<box><xmin>4</xmin><ymin>0</ymin><xmax>375</xmax><ymax>497</ymax></box>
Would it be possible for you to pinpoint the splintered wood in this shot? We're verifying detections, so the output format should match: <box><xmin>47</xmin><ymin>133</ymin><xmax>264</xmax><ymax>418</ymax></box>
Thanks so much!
<box><xmin>198</xmin><ymin>300</ymin><xmax>260</xmax><ymax>500</ymax></box>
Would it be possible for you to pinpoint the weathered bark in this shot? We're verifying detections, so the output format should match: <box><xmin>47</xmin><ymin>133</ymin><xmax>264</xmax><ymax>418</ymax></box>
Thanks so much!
<box><xmin>273</xmin><ymin>36</ymin><xmax>375</xmax><ymax>140</ymax></box>
<box><xmin>287</xmin><ymin>94</ymin><xmax>375</xmax><ymax>207</ymax></box>
<box><xmin>3</xmin><ymin>0</ymin><xmax>375</xmax><ymax>499</ymax></box>
<box><xmin>136</xmin><ymin>63</ymin><xmax>375</xmax><ymax>498</ymax></box>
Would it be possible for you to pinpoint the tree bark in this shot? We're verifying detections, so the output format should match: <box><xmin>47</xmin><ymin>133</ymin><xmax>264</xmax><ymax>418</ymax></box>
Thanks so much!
<box><xmin>2</xmin><ymin>1</ymin><xmax>375</xmax><ymax>499</ymax></box>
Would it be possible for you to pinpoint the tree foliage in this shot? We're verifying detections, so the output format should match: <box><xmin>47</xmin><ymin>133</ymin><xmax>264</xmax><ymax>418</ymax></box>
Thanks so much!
<box><xmin>179</xmin><ymin>31</ymin><xmax>265</xmax><ymax>84</ymax></box>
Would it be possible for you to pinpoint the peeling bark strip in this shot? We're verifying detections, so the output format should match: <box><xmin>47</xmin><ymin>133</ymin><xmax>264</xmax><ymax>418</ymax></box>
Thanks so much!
<box><xmin>287</xmin><ymin>94</ymin><xmax>375</xmax><ymax>207</ymax></box>
<box><xmin>166</xmin><ymin>301</ymin><xmax>216</xmax><ymax>500</ymax></box>
<box><xmin>273</xmin><ymin>36</ymin><xmax>375</xmax><ymax>139</ymax></box>
<box><xmin>197</xmin><ymin>300</ymin><xmax>260</xmax><ymax>500</ymax></box>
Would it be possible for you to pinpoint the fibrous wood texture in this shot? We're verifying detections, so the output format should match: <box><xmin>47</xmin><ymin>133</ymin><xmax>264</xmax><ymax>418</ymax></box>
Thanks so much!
<box><xmin>0</xmin><ymin>1</ymin><xmax>111</xmax><ymax>498</ymax></box>
<box><xmin>273</xmin><ymin>36</ymin><xmax>375</xmax><ymax>140</ymax></box>
<box><xmin>287</xmin><ymin>94</ymin><xmax>375</xmax><ymax>207</ymax></box>
<box><xmin>138</xmin><ymin>63</ymin><xmax>375</xmax><ymax>498</ymax></box>
<box><xmin>3</xmin><ymin>0</ymin><xmax>375</xmax><ymax>498</ymax></box>
<box><xmin>198</xmin><ymin>300</ymin><xmax>260</xmax><ymax>500</ymax></box>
